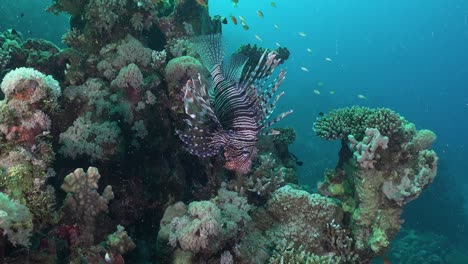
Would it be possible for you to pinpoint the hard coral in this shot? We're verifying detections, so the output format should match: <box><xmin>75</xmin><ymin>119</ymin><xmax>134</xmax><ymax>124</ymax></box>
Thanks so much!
<box><xmin>314</xmin><ymin>106</ymin><xmax>403</xmax><ymax>140</ymax></box>
<box><xmin>60</xmin><ymin>167</ymin><xmax>114</xmax><ymax>247</ymax></box>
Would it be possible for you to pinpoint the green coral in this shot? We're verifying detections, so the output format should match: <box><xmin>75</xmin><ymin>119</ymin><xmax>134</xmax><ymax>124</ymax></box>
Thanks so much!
<box><xmin>313</xmin><ymin>106</ymin><xmax>404</xmax><ymax>140</ymax></box>
<box><xmin>369</xmin><ymin>227</ymin><xmax>390</xmax><ymax>253</ymax></box>
<box><xmin>0</xmin><ymin>163</ymin><xmax>36</xmax><ymax>202</ymax></box>
<box><xmin>0</xmin><ymin>192</ymin><xmax>33</xmax><ymax>247</ymax></box>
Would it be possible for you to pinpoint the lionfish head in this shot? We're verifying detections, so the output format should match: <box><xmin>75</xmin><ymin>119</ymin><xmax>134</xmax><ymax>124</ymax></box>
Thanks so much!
<box><xmin>222</xmin><ymin>132</ymin><xmax>258</xmax><ymax>174</ymax></box>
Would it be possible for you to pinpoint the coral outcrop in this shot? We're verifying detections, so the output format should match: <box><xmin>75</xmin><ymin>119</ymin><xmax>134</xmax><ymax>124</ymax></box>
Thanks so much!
<box><xmin>315</xmin><ymin>106</ymin><xmax>438</xmax><ymax>257</ymax></box>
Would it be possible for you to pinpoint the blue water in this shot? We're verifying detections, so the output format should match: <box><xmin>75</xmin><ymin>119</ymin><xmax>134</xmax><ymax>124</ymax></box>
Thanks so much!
<box><xmin>210</xmin><ymin>0</ymin><xmax>468</xmax><ymax>258</ymax></box>
<box><xmin>1</xmin><ymin>0</ymin><xmax>468</xmax><ymax>262</ymax></box>
<box><xmin>210</xmin><ymin>0</ymin><xmax>468</xmax><ymax>188</ymax></box>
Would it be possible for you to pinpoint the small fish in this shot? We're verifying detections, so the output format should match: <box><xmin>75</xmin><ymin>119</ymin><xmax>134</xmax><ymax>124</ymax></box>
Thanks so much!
<box><xmin>300</xmin><ymin>67</ymin><xmax>309</xmax><ymax>72</ymax></box>
<box><xmin>306</xmin><ymin>48</ymin><xmax>312</xmax><ymax>53</ymax></box>
<box><xmin>104</xmin><ymin>252</ymin><xmax>112</xmax><ymax>263</ymax></box>
<box><xmin>255</xmin><ymin>34</ymin><xmax>263</xmax><ymax>41</ymax></box>
<box><xmin>232</xmin><ymin>0</ymin><xmax>239</xmax><ymax>7</ymax></box>
<box><xmin>317</xmin><ymin>82</ymin><xmax>324</xmax><ymax>86</ymax></box>
<box><xmin>257</xmin><ymin>10</ymin><xmax>264</xmax><ymax>18</ymax></box>
<box><xmin>318</xmin><ymin>112</ymin><xmax>324</xmax><ymax>116</ymax></box>
<box><xmin>298</xmin><ymin>32</ymin><xmax>307</xmax><ymax>37</ymax></box>
<box><xmin>241</xmin><ymin>21</ymin><xmax>250</xmax><ymax>30</ymax></box>
<box><xmin>239</xmin><ymin>15</ymin><xmax>246</xmax><ymax>22</ymax></box>
<box><xmin>313</xmin><ymin>89</ymin><xmax>321</xmax><ymax>95</ymax></box>
<box><xmin>20</xmin><ymin>13</ymin><xmax>24</xmax><ymax>18</ymax></box>
<box><xmin>357</xmin><ymin>94</ymin><xmax>367</xmax><ymax>99</ymax></box>
<box><xmin>270</xmin><ymin>2</ymin><xmax>277</xmax><ymax>8</ymax></box>
<box><xmin>275</xmin><ymin>42</ymin><xmax>281</xmax><ymax>47</ymax></box>
<box><xmin>230</xmin><ymin>15</ymin><xmax>238</xmax><ymax>25</ymax></box>
<box><xmin>196</xmin><ymin>0</ymin><xmax>207</xmax><ymax>7</ymax></box>
<box><xmin>325</xmin><ymin>57</ymin><xmax>333</xmax><ymax>62</ymax></box>
<box><xmin>274</xmin><ymin>24</ymin><xmax>280</xmax><ymax>29</ymax></box>
<box><xmin>329</xmin><ymin>90</ymin><xmax>335</xmax><ymax>95</ymax></box>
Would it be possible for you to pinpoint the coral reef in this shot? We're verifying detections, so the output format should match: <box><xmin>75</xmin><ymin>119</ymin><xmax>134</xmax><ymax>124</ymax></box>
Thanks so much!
<box><xmin>0</xmin><ymin>0</ymin><xmax>439</xmax><ymax>263</ymax></box>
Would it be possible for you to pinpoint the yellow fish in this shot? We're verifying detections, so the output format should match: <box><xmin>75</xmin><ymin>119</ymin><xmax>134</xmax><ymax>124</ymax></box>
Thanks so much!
<box><xmin>271</xmin><ymin>2</ymin><xmax>277</xmax><ymax>8</ymax></box>
<box><xmin>357</xmin><ymin>94</ymin><xmax>367</xmax><ymax>99</ymax></box>
<box><xmin>274</xmin><ymin>24</ymin><xmax>280</xmax><ymax>29</ymax></box>
<box><xmin>300</xmin><ymin>67</ymin><xmax>309</xmax><ymax>72</ymax></box>
<box><xmin>313</xmin><ymin>89</ymin><xmax>321</xmax><ymax>95</ymax></box>
<box><xmin>230</xmin><ymin>15</ymin><xmax>238</xmax><ymax>25</ymax></box>
<box><xmin>257</xmin><ymin>10</ymin><xmax>264</xmax><ymax>18</ymax></box>
<box><xmin>325</xmin><ymin>57</ymin><xmax>333</xmax><ymax>62</ymax></box>
<box><xmin>329</xmin><ymin>90</ymin><xmax>335</xmax><ymax>95</ymax></box>
<box><xmin>306</xmin><ymin>48</ymin><xmax>312</xmax><ymax>53</ymax></box>
<box><xmin>317</xmin><ymin>82</ymin><xmax>324</xmax><ymax>86</ymax></box>
<box><xmin>298</xmin><ymin>32</ymin><xmax>307</xmax><ymax>37</ymax></box>
<box><xmin>255</xmin><ymin>34</ymin><xmax>263</xmax><ymax>41</ymax></box>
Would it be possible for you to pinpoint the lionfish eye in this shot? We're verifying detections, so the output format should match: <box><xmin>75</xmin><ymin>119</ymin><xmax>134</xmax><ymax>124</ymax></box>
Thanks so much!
<box><xmin>241</xmin><ymin>149</ymin><xmax>250</xmax><ymax>156</ymax></box>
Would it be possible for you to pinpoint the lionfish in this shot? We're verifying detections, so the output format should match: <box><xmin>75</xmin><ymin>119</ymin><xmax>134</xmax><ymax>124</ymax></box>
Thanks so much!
<box><xmin>176</xmin><ymin>34</ymin><xmax>292</xmax><ymax>174</ymax></box>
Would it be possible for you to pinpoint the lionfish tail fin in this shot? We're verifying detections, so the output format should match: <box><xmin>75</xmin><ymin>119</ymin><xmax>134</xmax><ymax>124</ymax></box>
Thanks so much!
<box><xmin>193</xmin><ymin>33</ymin><xmax>224</xmax><ymax>71</ymax></box>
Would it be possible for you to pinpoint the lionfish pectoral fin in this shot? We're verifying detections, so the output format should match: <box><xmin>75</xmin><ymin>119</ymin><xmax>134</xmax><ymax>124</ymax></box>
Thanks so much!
<box><xmin>177</xmin><ymin>130</ymin><xmax>223</xmax><ymax>158</ymax></box>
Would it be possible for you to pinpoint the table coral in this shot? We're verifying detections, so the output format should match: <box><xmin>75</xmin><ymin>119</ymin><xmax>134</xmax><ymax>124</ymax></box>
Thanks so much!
<box><xmin>314</xmin><ymin>106</ymin><xmax>403</xmax><ymax>140</ymax></box>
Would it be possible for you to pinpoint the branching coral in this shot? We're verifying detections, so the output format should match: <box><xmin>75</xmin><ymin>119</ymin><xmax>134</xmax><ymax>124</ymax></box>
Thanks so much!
<box><xmin>314</xmin><ymin>106</ymin><xmax>403</xmax><ymax>140</ymax></box>
<box><xmin>60</xmin><ymin>167</ymin><xmax>114</xmax><ymax>246</ymax></box>
<box><xmin>348</xmin><ymin>128</ymin><xmax>389</xmax><ymax>169</ymax></box>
